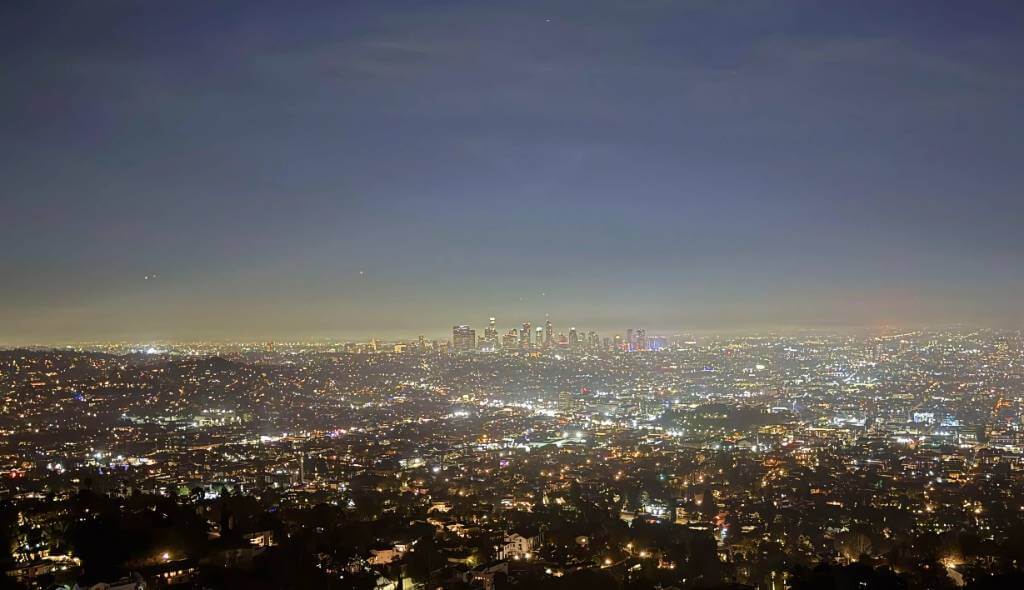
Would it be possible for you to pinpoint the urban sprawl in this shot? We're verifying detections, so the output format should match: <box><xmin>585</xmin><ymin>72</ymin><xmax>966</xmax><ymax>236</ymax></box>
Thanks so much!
<box><xmin>2</xmin><ymin>325</ymin><xmax>1024</xmax><ymax>589</ymax></box>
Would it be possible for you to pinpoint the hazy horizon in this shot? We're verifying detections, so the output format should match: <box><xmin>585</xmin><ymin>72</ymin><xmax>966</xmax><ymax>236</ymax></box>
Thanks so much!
<box><xmin>0</xmin><ymin>320</ymin><xmax>1013</xmax><ymax>349</ymax></box>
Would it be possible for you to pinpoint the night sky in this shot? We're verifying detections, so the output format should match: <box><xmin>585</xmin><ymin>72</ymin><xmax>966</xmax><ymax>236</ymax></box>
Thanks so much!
<box><xmin>2</xmin><ymin>1</ymin><xmax>1023</xmax><ymax>343</ymax></box>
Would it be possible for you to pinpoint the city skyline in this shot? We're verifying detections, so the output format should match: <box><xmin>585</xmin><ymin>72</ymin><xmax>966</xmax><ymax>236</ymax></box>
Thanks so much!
<box><xmin>3</xmin><ymin>0</ymin><xmax>1024</xmax><ymax>343</ymax></box>
<box><xmin>4</xmin><ymin>2</ymin><xmax>1024</xmax><ymax>588</ymax></box>
<box><xmin>0</xmin><ymin>315</ymin><xmax>995</xmax><ymax>349</ymax></box>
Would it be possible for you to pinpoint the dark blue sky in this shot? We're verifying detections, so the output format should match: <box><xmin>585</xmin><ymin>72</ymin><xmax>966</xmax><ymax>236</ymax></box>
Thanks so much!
<box><xmin>2</xmin><ymin>0</ymin><xmax>1023</xmax><ymax>343</ymax></box>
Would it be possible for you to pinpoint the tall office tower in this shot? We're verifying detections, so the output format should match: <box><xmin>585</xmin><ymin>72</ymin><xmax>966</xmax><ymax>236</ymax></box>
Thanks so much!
<box><xmin>536</xmin><ymin>326</ymin><xmax>544</xmax><ymax>349</ymax></box>
<box><xmin>614</xmin><ymin>334</ymin><xmax>623</xmax><ymax>351</ymax></box>
<box><xmin>559</xmin><ymin>389</ymin><xmax>574</xmax><ymax>414</ymax></box>
<box><xmin>452</xmin><ymin>325</ymin><xmax>476</xmax><ymax>352</ymax></box>
<box><xmin>587</xmin><ymin>331</ymin><xmax>598</xmax><ymax>350</ymax></box>
<box><xmin>568</xmin><ymin>327</ymin><xmax>579</xmax><ymax>349</ymax></box>
<box><xmin>521</xmin><ymin>322</ymin><xmax>532</xmax><ymax>349</ymax></box>
<box><xmin>418</xmin><ymin>335</ymin><xmax>426</xmax><ymax>350</ymax></box>
<box><xmin>502</xmin><ymin>329</ymin><xmax>519</xmax><ymax>350</ymax></box>
<box><xmin>636</xmin><ymin>328</ymin><xmax>647</xmax><ymax>351</ymax></box>
<box><xmin>482</xmin><ymin>317</ymin><xmax>498</xmax><ymax>351</ymax></box>
<box><xmin>626</xmin><ymin>329</ymin><xmax>634</xmax><ymax>351</ymax></box>
<box><xmin>544</xmin><ymin>318</ymin><xmax>553</xmax><ymax>348</ymax></box>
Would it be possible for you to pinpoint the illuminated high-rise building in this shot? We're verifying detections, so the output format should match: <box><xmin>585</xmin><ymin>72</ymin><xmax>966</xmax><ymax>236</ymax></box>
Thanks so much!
<box><xmin>452</xmin><ymin>325</ymin><xmax>476</xmax><ymax>352</ymax></box>
<box><xmin>636</xmin><ymin>328</ymin><xmax>647</xmax><ymax>351</ymax></box>
<box><xmin>544</xmin><ymin>318</ymin><xmax>553</xmax><ymax>348</ymax></box>
<box><xmin>568</xmin><ymin>327</ymin><xmax>579</xmax><ymax>349</ymax></box>
<box><xmin>520</xmin><ymin>322</ymin><xmax>531</xmax><ymax>349</ymax></box>
<box><xmin>536</xmin><ymin>326</ymin><xmax>544</xmax><ymax>349</ymax></box>
<box><xmin>502</xmin><ymin>329</ymin><xmax>519</xmax><ymax>350</ymax></box>
<box><xmin>559</xmin><ymin>389</ymin><xmax>574</xmax><ymax>414</ymax></box>
<box><xmin>626</xmin><ymin>329</ymin><xmax>634</xmax><ymax>351</ymax></box>
<box><xmin>482</xmin><ymin>317</ymin><xmax>499</xmax><ymax>351</ymax></box>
